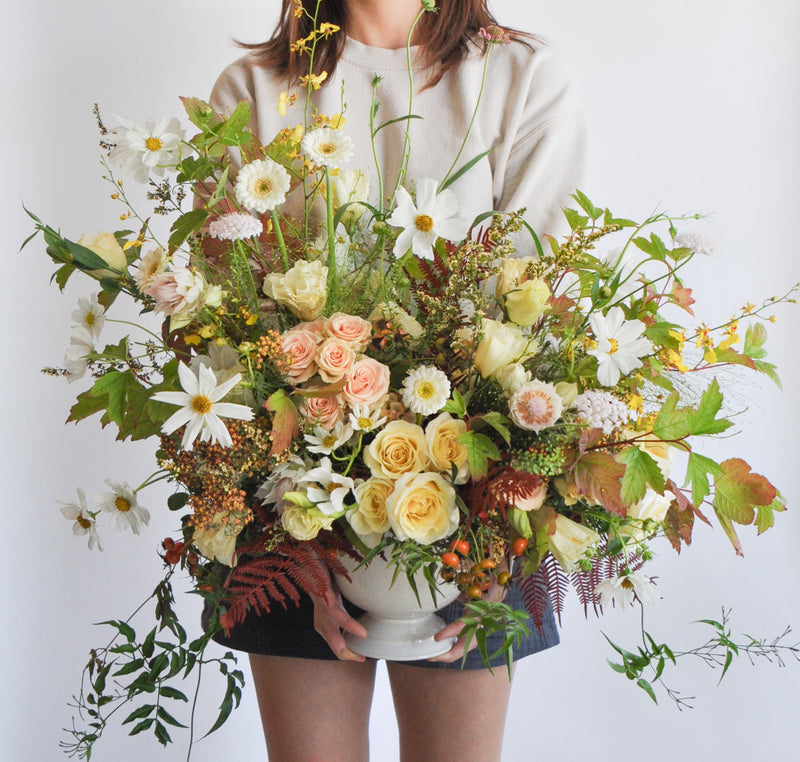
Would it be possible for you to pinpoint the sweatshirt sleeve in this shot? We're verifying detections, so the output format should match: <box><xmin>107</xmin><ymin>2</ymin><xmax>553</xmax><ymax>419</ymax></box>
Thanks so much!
<box><xmin>209</xmin><ymin>55</ymin><xmax>262</xmax><ymax>139</ymax></box>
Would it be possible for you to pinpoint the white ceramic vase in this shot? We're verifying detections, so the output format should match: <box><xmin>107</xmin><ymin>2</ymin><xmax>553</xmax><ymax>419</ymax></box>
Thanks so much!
<box><xmin>337</xmin><ymin>554</ymin><xmax>461</xmax><ymax>660</ymax></box>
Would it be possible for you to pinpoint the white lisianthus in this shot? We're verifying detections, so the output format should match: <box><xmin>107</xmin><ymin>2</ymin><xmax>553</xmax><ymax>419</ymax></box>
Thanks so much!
<box><xmin>58</xmin><ymin>488</ymin><xmax>102</xmax><ymax>551</ymax></box>
<box><xmin>281</xmin><ymin>504</ymin><xmax>336</xmax><ymax>541</ymax></box>
<box><xmin>495</xmin><ymin>363</ymin><xmax>530</xmax><ymax>395</ymax></box>
<box><xmin>234</xmin><ymin>158</ymin><xmax>291</xmax><ymax>214</ymax></box>
<box><xmin>94</xmin><ymin>480</ymin><xmax>150</xmax><ymax>535</ymax></box>
<box><xmin>621</xmin><ymin>488</ymin><xmax>674</xmax><ymax>541</ymax></box>
<box><xmin>387</xmin><ymin>178</ymin><xmax>469</xmax><ymax>260</ymax></box>
<box><xmin>329</xmin><ymin>168</ymin><xmax>370</xmax><ymax>224</ymax></box>
<box><xmin>263</xmin><ymin>259</ymin><xmax>328</xmax><ymax>321</ymax></box>
<box><xmin>595</xmin><ymin>573</ymin><xmax>660</xmax><ymax>608</ymax></box>
<box><xmin>473</xmin><ymin>318</ymin><xmax>533</xmax><ymax>379</ymax></box>
<box><xmin>504</xmin><ymin>278</ymin><xmax>551</xmax><ymax>327</ymax></box>
<box><xmin>401</xmin><ymin>366</ymin><xmax>451</xmax><ymax>416</ymax></box>
<box><xmin>587</xmin><ymin>307</ymin><xmax>651</xmax><ymax>387</ymax></box>
<box><xmin>77</xmin><ymin>231</ymin><xmax>128</xmax><ymax>278</ymax></box>
<box><xmin>301</xmin><ymin>126</ymin><xmax>354</xmax><ymax>169</ymax></box>
<box><xmin>299</xmin><ymin>457</ymin><xmax>355</xmax><ymax>516</ymax></box>
<box><xmin>109</xmin><ymin>116</ymin><xmax>185</xmax><ymax>183</ymax></box>
<box><xmin>548</xmin><ymin>514</ymin><xmax>601</xmax><ymax>572</ymax></box>
<box><xmin>151</xmin><ymin>363</ymin><xmax>254</xmax><ymax>451</ymax></box>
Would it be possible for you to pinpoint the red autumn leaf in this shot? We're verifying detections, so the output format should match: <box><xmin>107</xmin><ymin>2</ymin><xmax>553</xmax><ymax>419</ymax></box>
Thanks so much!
<box><xmin>670</xmin><ymin>282</ymin><xmax>696</xmax><ymax>314</ymax></box>
<box><xmin>265</xmin><ymin>389</ymin><xmax>299</xmax><ymax>457</ymax></box>
<box><xmin>572</xmin><ymin>451</ymin><xmax>627</xmax><ymax>516</ymax></box>
<box><xmin>714</xmin><ymin>458</ymin><xmax>777</xmax><ymax>525</ymax></box>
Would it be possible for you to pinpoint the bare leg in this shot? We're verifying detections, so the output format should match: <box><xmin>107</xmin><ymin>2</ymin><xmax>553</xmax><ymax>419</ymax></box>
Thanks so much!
<box><xmin>249</xmin><ymin>654</ymin><xmax>378</xmax><ymax>762</ymax></box>
<box><xmin>386</xmin><ymin>662</ymin><xmax>513</xmax><ymax>762</ymax></box>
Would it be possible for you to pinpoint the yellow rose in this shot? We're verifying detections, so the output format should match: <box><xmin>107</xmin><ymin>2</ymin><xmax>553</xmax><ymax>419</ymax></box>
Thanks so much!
<box><xmin>280</xmin><ymin>504</ymin><xmax>335</xmax><ymax>541</ymax></box>
<box><xmin>349</xmin><ymin>477</ymin><xmax>394</xmax><ymax>542</ymax></box>
<box><xmin>385</xmin><ymin>471</ymin><xmax>459</xmax><ymax>544</ymax></box>
<box><xmin>192</xmin><ymin>514</ymin><xmax>241</xmax><ymax>567</ymax></box>
<box><xmin>364</xmin><ymin>420</ymin><xmax>430</xmax><ymax>479</ymax></box>
<box><xmin>425</xmin><ymin>413</ymin><xmax>470</xmax><ymax>484</ymax></box>
<box><xmin>263</xmin><ymin>259</ymin><xmax>328</xmax><ymax>320</ymax></box>
<box><xmin>621</xmin><ymin>488</ymin><xmax>673</xmax><ymax>541</ymax></box>
<box><xmin>473</xmin><ymin>318</ymin><xmax>533</xmax><ymax>379</ymax></box>
<box><xmin>504</xmin><ymin>278</ymin><xmax>551</xmax><ymax>327</ymax></box>
<box><xmin>78</xmin><ymin>231</ymin><xmax>128</xmax><ymax>279</ymax></box>
<box><xmin>548</xmin><ymin>514</ymin><xmax>601</xmax><ymax>572</ymax></box>
<box><xmin>495</xmin><ymin>256</ymin><xmax>537</xmax><ymax>298</ymax></box>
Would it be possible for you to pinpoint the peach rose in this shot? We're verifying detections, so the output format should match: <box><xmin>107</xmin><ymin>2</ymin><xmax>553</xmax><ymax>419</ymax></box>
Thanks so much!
<box><xmin>385</xmin><ymin>472</ymin><xmax>459</xmax><ymax>544</ymax></box>
<box><xmin>315</xmin><ymin>337</ymin><xmax>356</xmax><ymax>383</ymax></box>
<box><xmin>514</xmin><ymin>481</ymin><xmax>548</xmax><ymax>511</ymax></box>
<box><xmin>349</xmin><ymin>477</ymin><xmax>394</xmax><ymax>540</ymax></box>
<box><xmin>342</xmin><ymin>357</ymin><xmax>390</xmax><ymax>408</ymax></box>
<box><xmin>299</xmin><ymin>391</ymin><xmax>343</xmax><ymax>429</ymax></box>
<box><xmin>425</xmin><ymin>413</ymin><xmax>470</xmax><ymax>484</ymax></box>
<box><xmin>282</xmin><ymin>328</ymin><xmax>320</xmax><ymax>383</ymax></box>
<box><xmin>364</xmin><ymin>420</ymin><xmax>430</xmax><ymax>479</ymax></box>
<box><xmin>325</xmin><ymin>312</ymin><xmax>372</xmax><ymax>351</ymax></box>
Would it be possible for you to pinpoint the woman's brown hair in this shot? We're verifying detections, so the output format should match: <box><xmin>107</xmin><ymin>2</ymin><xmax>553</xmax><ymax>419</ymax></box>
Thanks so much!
<box><xmin>240</xmin><ymin>0</ymin><xmax>526</xmax><ymax>88</ymax></box>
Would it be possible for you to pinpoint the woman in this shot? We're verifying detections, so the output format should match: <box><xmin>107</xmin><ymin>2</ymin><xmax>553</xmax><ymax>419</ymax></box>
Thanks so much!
<box><xmin>208</xmin><ymin>1</ymin><xmax>586</xmax><ymax>759</ymax></box>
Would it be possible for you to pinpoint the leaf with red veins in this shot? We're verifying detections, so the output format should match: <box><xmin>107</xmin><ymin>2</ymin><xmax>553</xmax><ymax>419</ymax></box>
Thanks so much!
<box><xmin>577</xmin><ymin>427</ymin><xmax>604</xmax><ymax>455</ymax></box>
<box><xmin>572</xmin><ymin>450</ymin><xmax>627</xmax><ymax>516</ymax></box>
<box><xmin>714</xmin><ymin>458</ymin><xmax>778</xmax><ymax>525</ymax></box>
<box><xmin>265</xmin><ymin>389</ymin><xmax>299</xmax><ymax>457</ymax></box>
<box><xmin>670</xmin><ymin>282</ymin><xmax>696</xmax><ymax>314</ymax></box>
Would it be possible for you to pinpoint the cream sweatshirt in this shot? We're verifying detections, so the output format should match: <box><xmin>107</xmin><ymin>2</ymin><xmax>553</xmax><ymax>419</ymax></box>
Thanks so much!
<box><xmin>210</xmin><ymin>36</ymin><xmax>587</xmax><ymax>248</ymax></box>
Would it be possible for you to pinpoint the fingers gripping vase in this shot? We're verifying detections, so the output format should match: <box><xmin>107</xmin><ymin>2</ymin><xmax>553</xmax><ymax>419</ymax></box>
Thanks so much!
<box><xmin>337</xmin><ymin>555</ymin><xmax>461</xmax><ymax>660</ymax></box>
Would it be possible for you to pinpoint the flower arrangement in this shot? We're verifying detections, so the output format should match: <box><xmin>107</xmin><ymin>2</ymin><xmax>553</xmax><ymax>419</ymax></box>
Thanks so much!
<box><xmin>25</xmin><ymin>5</ymin><xmax>796</xmax><ymax>758</ymax></box>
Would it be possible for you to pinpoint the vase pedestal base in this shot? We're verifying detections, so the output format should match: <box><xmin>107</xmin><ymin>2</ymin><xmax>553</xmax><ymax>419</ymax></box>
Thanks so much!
<box><xmin>344</xmin><ymin>612</ymin><xmax>456</xmax><ymax>661</ymax></box>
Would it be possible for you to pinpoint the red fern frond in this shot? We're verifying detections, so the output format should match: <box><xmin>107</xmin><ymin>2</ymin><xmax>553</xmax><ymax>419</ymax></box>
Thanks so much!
<box><xmin>568</xmin><ymin>546</ymin><xmax>646</xmax><ymax>617</ymax></box>
<box><xmin>519</xmin><ymin>553</ymin><xmax>569</xmax><ymax>629</ymax></box>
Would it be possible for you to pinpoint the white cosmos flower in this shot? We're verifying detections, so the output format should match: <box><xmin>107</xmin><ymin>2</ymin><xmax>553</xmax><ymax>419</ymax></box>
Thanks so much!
<box><xmin>59</xmin><ymin>488</ymin><xmax>102</xmax><ymax>551</ymax></box>
<box><xmin>401</xmin><ymin>366</ymin><xmax>451</xmax><ymax>416</ymax></box>
<box><xmin>234</xmin><ymin>158</ymin><xmax>291</xmax><ymax>214</ymax></box>
<box><xmin>64</xmin><ymin>327</ymin><xmax>95</xmax><ymax>382</ymax></box>
<box><xmin>595</xmin><ymin>573</ymin><xmax>660</xmax><ymax>608</ymax></box>
<box><xmin>348</xmin><ymin>404</ymin><xmax>387</xmax><ymax>433</ymax></box>
<box><xmin>387</xmin><ymin>178</ymin><xmax>469</xmax><ymax>260</ymax></box>
<box><xmin>109</xmin><ymin>116</ymin><xmax>185</xmax><ymax>183</ymax></box>
<box><xmin>71</xmin><ymin>294</ymin><xmax>105</xmax><ymax>342</ymax></box>
<box><xmin>301</xmin><ymin>126</ymin><xmax>354</xmax><ymax>169</ymax></box>
<box><xmin>208</xmin><ymin>212</ymin><xmax>264</xmax><ymax>241</ymax></box>
<box><xmin>587</xmin><ymin>306</ymin><xmax>652</xmax><ymax>387</ymax></box>
<box><xmin>94</xmin><ymin>480</ymin><xmax>151</xmax><ymax>535</ymax></box>
<box><xmin>151</xmin><ymin>363</ymin><xmax>254</xmax><ymax>451</ymax></box>
<box><xmin>304</xmin><ymin>421</ymin><xmax>354</xmax><ymax>455</ymax></box>
<box><xmin>299</xmin><ymin>457</ymin><xmax>355</xmax><ymax>516</ymax></box>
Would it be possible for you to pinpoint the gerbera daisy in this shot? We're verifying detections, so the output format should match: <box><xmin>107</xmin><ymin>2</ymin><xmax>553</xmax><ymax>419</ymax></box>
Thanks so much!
<box><xmin>401</xmin><ymin>365</ymin><xmax>451</xmax><ymax>416</ymax></box>
<box><xmin>508</xmin><ymin>379</ymin><xmax>564</xmax><ymax>432</ymax></box>
<box><xmin>387</xmin><ymin>178</ymin><xmax>469</xmax><ymax>260</ymax></box>
<box><xmin>587</xmin><ymin>306</ymin><xmax>651</xmax><ymax>387</ymax></box>
<box><xmin>209</xmin><ymin>212</ymin><xmax>264</xmax><ymax>241</ymax></box>
<box><xmin>109</xmin><ymin>116</ymin><xmax>185</xmax><ymax>183</ymax></box>
<box><xmin>301</xmin><ymin>126</ymin><xmax>354</xmax><ymax>169</ymax></box>
<box><xmin>94</xmin><ymin>480</ymin><xmax>151</xmax><ymax>536</ymax></box>
<box><xmin>299</xmin><ymin>457</ymin><xmax>355</xmax><ymax>516</ymax></box>
<box><xmin>71</xmin><ymin>294</ymin><xmax>105</xmax><ymax>342</ymax></box>
<box><xmin>234</xmin><ymin>158</ymin><xmax>291</xmax><ymax>214</ymax></box>
<box><xmin>151</xmin><ymin>363</ymin><xmax>253</xmax><ymax>450</ymax></box>
<box><xmin>59</xmin><ymin>487</ymin><xmax>102</xmax><ymax>551</ymax></box>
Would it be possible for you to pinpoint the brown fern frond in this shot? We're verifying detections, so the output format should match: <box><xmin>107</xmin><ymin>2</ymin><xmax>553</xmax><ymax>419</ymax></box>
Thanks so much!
<box><xmin>519</xmin><ymin>553</ymin><xmax>569</xmax><ymax>628</ymax></box>
<box><xmin>486</xmin><ymin>467</ymin><xmax>545</xmax><ymax>514</ymax></box>
<box><xmin>569</xmin><ymin>546</ymin><xmax>646</xmax><ymax>618</ymax></box>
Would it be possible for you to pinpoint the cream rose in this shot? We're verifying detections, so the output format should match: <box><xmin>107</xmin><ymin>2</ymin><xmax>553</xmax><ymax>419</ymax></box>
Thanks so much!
<box><xmin>495</xmin><ymin>363</ymin><xmax>530</xmax><ymax>395</ymax></box>
<box><xmin>329</xmin><ymin>169</ymin><xmax>370</xmax><ymax>225</ymax></box>
<box><xmin>342</xmin><ymin>357</ymin><xmax>390</xmax><ymax>407</ymax></box>
<box><xmin>349</xmin><ymin>477</ymin><xmax>394</xmax><ymax>540</ymax></box>
<box><xmin>504</xmin><ymin>278</ymin><xmax>551</xmax><ymax>327</ymax></box>
<box><xmin>78</xmin><ymin>231</ymin><xmax>128</xmax><ymax>279</ymax></box>
<box><xmin>495</xmin><ymin>255</ymin><xmax>537</xmax><ymax>299</ymax></box>
<box><xmin>364</xmin><ymin>420</ymin><xmax>430</xmax><ymax>479</ymax></box>
<box><xmin>325</xmin><ymin>312</ymin><xmax>373</xmax><ymax>350</ymax></box>
<box><xmin>282</xmin><ymin>328</ymin><xmax>321</xmax><ymax>383</ymax></box>
<box><xmin>281</xmin><ymin>504</ymin><xmax>335</xmax><ymax>541</ymax></box>
<box><xmin>263</xmin><ymin>259</ymin><xmax>328</xmax><ymax>321</ymax></box>
<box><xmin>473</xmin><ymin>318</ymin><xmax>533</xmax><ymax>379</ymax></box>
<box><xmin>315</xmin><ymin>337</ymin><xmax>356</xmax><ymax>383</ymax></box>
<box><xmin>192</xmin><ymin>514</ymin><xmax>241</xmax><ymax>567</ymax></box>
<box><xmin>425</xmin><ymin>413</ymin><xmax>470</xmax><ymax>484</ymax></box>
<box><xmin>622</xmin><ymin>488</ymin><xmax>673</xmax><ymax>541</ymax></box>
<box><xmin>385</xmin><ymin>472</ymin><xmax>459</xmax><ymax>544</ymax></box>
<box><xmin>548</xmin><ymin>515</ymin><xmax>601</xmax><ymax>572</ymax></box>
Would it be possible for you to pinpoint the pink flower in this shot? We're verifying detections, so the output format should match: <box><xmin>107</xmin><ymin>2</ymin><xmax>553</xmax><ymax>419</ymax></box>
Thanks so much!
<box><xmin>508</xmin><ymin>380</ymin><xmax>564</xmax><ymax>433</ymax></box>
<box><xmin>342</xmin><ymin>357</ymin><xmax>391</xmax><ymax>408</ymax></box>
<box><xmin>295</xmin><ymin>318</ymin><xmax>327</xmax><ymax>335</ymax></box>
<box><xmin>282</xmin><ymin>329</ymin><xmax>321</xmax><ymax>383</ymax></box>
<box><xmin>300</xmin><ymin>391</ymin><xmax>344</xmax><ymax>429</ymax></box>
<box><xmin>514</xmin><ymin>480</ymin><xmax>548</xmax><ymax>511</ymax></box>
<box><xmin>324</xmin><ymin>313</ymin><xmax>372</xmax><ymax>351</ymax></box>
<box><xmin>316</xmin><ymin>337</ymin><xmax>356</xmax><ymax>383</ymax></box>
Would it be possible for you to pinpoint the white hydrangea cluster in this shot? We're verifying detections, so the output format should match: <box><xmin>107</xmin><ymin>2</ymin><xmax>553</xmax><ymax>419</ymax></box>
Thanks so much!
<box><xmin>209</xmin><ymin>212</ymin><xmax>264</xmax><ymax>241</ymax></box>
<box><xmin>573</xmin><ymin>390</ymin><xmax>631</xmax><ymax>435</ymax></box>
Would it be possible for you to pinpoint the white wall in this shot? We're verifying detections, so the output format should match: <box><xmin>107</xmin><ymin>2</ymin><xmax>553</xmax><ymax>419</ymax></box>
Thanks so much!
<box><xmin>4</xmin><ymin>1</ymin><xmax>798</xmax><ymax>760</ymax></box>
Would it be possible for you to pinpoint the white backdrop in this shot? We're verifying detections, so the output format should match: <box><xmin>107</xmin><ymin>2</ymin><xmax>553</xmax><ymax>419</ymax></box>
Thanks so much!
<box><xmin>4</xmin><ymin>1</ymin><xmax>799</xmax><ymax>760</ymax></box>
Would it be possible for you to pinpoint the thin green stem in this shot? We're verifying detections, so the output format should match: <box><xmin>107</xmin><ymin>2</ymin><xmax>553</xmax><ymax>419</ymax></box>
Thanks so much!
<box><xmin>325</xmin><ymin>166</ymin><xmax>337</xmax><ymax>308</ymax></box>
<box><xmin>271</xmin><ymin>210</ymin><xmax>289</xmax><ymax>271</ymax></box>
<box><xmin>369</xmin><ymin>77</ymin><xmax>386</xmax><ymax>215</ymax></box>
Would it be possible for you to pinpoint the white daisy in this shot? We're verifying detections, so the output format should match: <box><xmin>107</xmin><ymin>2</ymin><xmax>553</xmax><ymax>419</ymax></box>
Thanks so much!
<box><xmin>71</xmin><ymin>294</ymin><xmax>105</xmax><ymax>342</ymax></box>
<box><xmin>301</xmin><ymin>126</ymin><xmax>354</xmax><ymax>169</ymax></box>
<box><xmin>348</xmin><ymin>404</ymin><xmax>387</xmax><ymax>433</ymax></box>
<box><xmin>64</xmin><ymin>327</ymin><xmax>95</xmax><ymax>382</ymax></box>
<box><xmin>131</xmin><ymin>247</ymin><xmax>168</xmax><ymax>291</ymax></box>
<box><xmin>595</xmin><ymin>572</ymin><xmax>660</xmax><ymax>608</ymax></box>
<box><xmin>59</xmin><ymin>488</ymin><xmax>102</xmax><ymax>551</ymax></box>
<box><xmin>209</xmin><ymin>212</ymin><xmax>264</xmax><ymax>241</ymax></box>
<box><xmin>94</xmin><ymin>480</ymin><xmax>151</xmax><ymax>536</ymax></box>
<box><xmin>234</xmin><ymin>158</ymin><xmax>291</xmax><ymax>214</ymax></box>
<box><xmin>587</xmin><ymin>307</ymin><xmax>652</xmax><ymax>387</ymax></box>
<box><xmin>387</xmin><ymin>178</ymin><xmax>469</xmax><ymax>260</ymax></box>
<box><xmin>109</xmin><ymin>116</ymin><xmax>185</xmax><ymax>183</ymax></box>
<box><xmin>151</xmin><ymin>363</ymin><xmax>254</xmax><ymax>451</ymax></box>
<box><xmin>401</xmin><ymin>366</ymin><xmax>451</xmax><ymax>416</ymax></box>
<box><xmin>304</xmin><ymin>421</ymin><xmax>354</xmax><ymax>455</ymax></box>
<box><xmin>298</xmin><ymin>457</ymin><xmax>355</xmax><ymax>516</ymax></box>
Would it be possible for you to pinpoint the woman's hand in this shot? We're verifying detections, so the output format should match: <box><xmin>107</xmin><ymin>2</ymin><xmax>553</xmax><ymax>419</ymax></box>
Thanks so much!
<box><xmin>308</xmin><ymin>558</ymin><xmax>369</xmax><ymax>662</ymax></box>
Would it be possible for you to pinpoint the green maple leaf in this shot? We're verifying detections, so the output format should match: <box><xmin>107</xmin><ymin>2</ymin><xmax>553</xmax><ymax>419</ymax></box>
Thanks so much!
<box><xmin>652</xmin><ymin>393</ymin><xmax>690</xmax><ymax>441</ymax></box>
<box><xmin>684</xmin><ymin>452</ymin><xmax>723</xmax><ymax>507</ymax></box>
<box><xmin>686</xmin><ymin>379</ymin><xmax>733</xmax><ymax>436</ymax></box>
<box><xmin>458</xmin><ymin>431</ymin><xmax>500</xmax><ymax>480</ymax></box>
<box><xmin>755</xmin><ymin>495</ymin><xmax>786</xmax><ymax>535</ymax></box>
<box><xmin>618</xmin><ymin>446</ymin><xmax>665</xmax><ymax>505</ymax></box>
<box><xmin>714</xmin><ymin>458</ymin><xmax>777</xmax><ymax>525</ymax></box>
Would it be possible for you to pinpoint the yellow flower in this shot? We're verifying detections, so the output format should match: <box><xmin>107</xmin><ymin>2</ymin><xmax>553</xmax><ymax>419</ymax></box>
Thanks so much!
<box><xmin>292</xmin><ymin>0</ymin><xmax>303</xmax><ymax>19</ymax></box>
<box><xmin>349</xmin><ymin>477</ymin><xmax>394</xmax><ymax>539</ymax></box>
<box><xmin>276</xmin><ymin>92</ymin><xmax>296</xmax><ymax>117</ymax></box>
<box><xmin>281</xmin><ymin>504</ymin><xmax>335</xmax><ymax>541</ymax></box>
<box><xmin>364</xmin><ymin>420</ymin><xmax>430</xmax><ymax>479</ymax></box>
<box><xmin>77</xmin><ymin>231</ymin><xmax>128</xmax><ymax>279</ymax></box>
<box><xmin>425</xmin><ymin>413</ymin><xmax>470</xmax><ymax>484</ymax></box>
<box><xmin>300</xmin><ymin>71</ymin><xmax>328</xmax><ymax>90</ymax></box>
<box><xmin>504</xmin><ymin>277</ymin><xmax>551</xmax><ymax>327</ymax></box>
<box><xmin>318</xmin><ymin>22</ymin><xmax>340</xmax><ymax>37</ymax></box>
<box><xmin>385</xmin><ymin>472</ymin><xmax>459</xmax><ymax>545</ymax></box>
